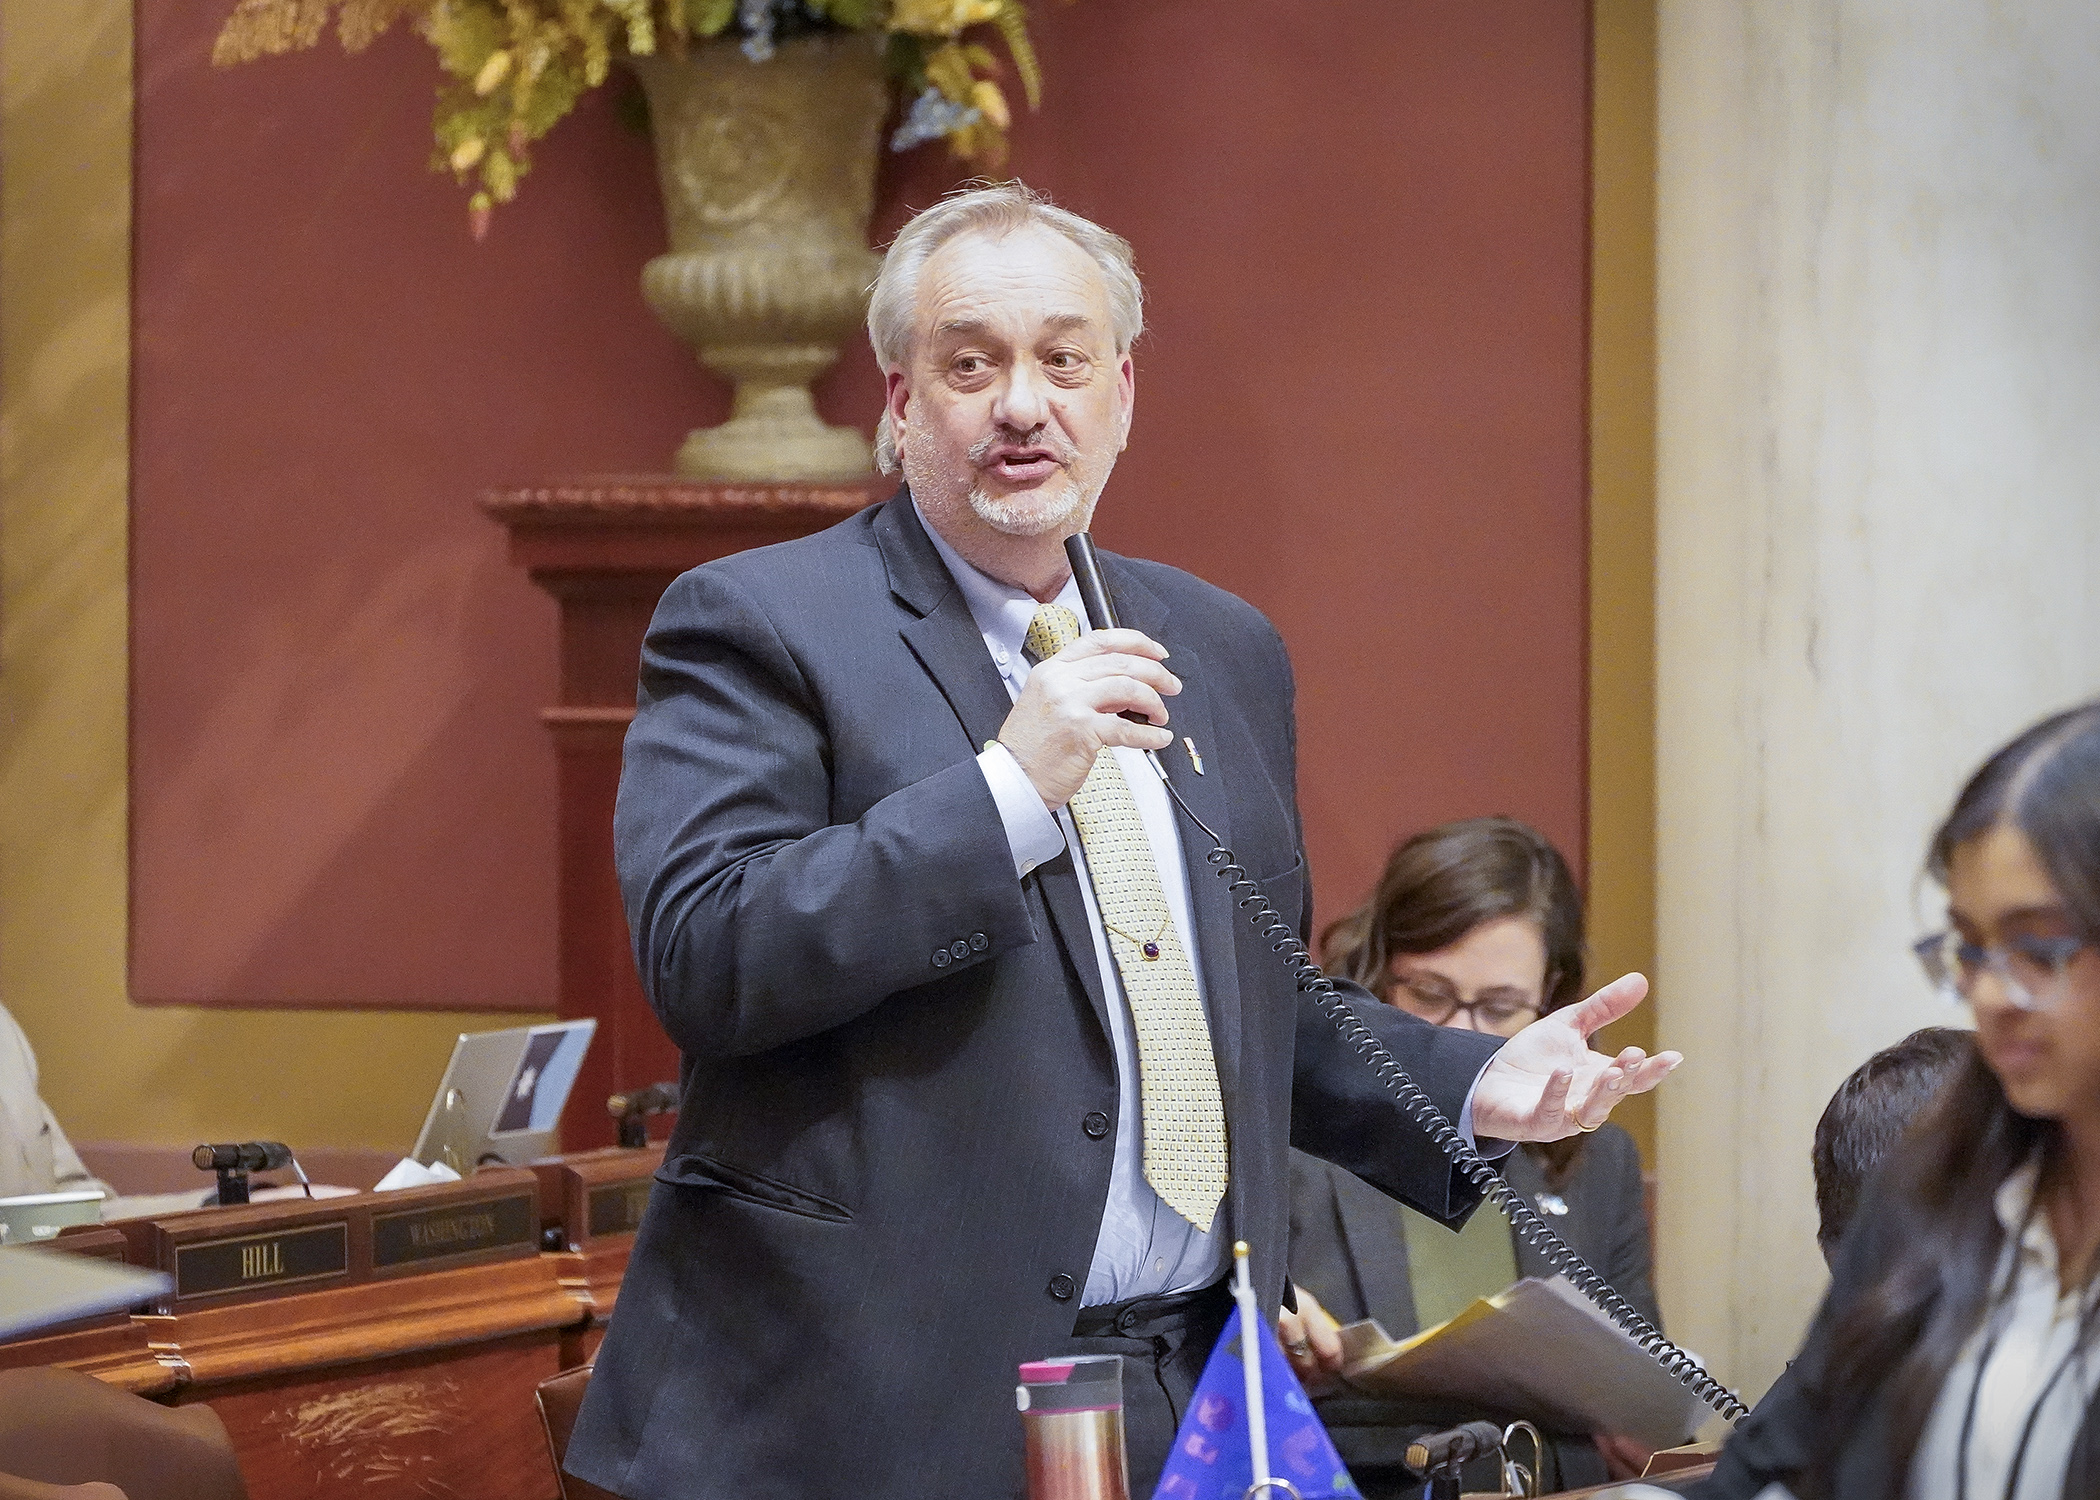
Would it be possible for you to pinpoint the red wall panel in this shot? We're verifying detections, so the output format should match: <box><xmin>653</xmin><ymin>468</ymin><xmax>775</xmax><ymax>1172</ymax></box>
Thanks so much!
<box><xmin>130</xmin><ymin>0</ymin><xmax>1587</xmax><ymax>1007</ymax></box>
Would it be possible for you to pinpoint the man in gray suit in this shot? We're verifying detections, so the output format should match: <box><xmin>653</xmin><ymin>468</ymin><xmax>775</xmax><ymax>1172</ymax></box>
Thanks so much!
<box><xmin>566</xmin><ymin>183</ymin><xmax>1676</xmax><ymax>1500</ymax></box>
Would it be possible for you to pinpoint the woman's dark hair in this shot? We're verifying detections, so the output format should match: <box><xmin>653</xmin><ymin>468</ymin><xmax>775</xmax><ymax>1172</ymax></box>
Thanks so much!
<box><xmin>1321</xmin><ymin>817</ymin><xmax>1588</xmax><ymax>1180</ymax></box>
<box><xmin>1320</xmin><ymin>816</ymin><xmax>1585</xmax><ymax>1012</ymax></box>
<box><xmin>1805</xmin><ymin>700</ymin><xmax>2100</xmax><ymax>1500</ymax></box>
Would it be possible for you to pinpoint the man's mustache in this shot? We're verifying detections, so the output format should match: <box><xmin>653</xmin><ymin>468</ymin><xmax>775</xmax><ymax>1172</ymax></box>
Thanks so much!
<box><xmin>969</xmin><ymin>427</ymin><xmax>1078</xmax><ymax>466</ymax></box>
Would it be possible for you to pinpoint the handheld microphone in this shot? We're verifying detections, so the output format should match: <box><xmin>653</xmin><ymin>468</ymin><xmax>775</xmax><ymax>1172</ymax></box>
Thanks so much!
<box><xmin>1063</xmin><ymin>532</ymin><xmax>1122</xmax><ymax>631</ymax></box>
<box><xmin>191</xmin><ymin>1141</ymin><xmax>294</xmax><ymax>1173</ymax></box>
<box><xmin>1063</xmin><ymin>533</ymin><xmax>1158</xmax><ymax>731</ymax></box>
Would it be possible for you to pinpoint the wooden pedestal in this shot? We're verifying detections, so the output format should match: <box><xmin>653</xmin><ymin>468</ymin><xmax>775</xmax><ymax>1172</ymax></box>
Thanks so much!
<box><xmin>481</xmin><ymin>477</ymin><xmax>889</xmax><ymax>1147</ymax></box>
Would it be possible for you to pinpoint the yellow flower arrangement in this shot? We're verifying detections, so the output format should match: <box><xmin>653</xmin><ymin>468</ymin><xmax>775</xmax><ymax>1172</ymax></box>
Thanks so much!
<box><xmin>214</xmin><ymin>0</ymin><xmax>1048</xmax><ymax>236</ymax></box>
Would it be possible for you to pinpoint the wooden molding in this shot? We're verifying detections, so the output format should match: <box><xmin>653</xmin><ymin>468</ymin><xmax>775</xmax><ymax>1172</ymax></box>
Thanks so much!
<box><xmin>139</xmin><ymin>1254</ymin><xmax>584</xmax><ymax>1388</ymax></box>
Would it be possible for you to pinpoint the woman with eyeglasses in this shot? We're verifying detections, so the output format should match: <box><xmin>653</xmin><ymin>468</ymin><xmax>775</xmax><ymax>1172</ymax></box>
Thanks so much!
<box><xmin>1277</xmin><ymin>816</ymin><xmax>1663</xmax><ymax>1492</ymax></box>
<box><xmin>1698</xmin><ymin>702</ymin><xmax>2100</xmax><ymax>1500</ymax></box>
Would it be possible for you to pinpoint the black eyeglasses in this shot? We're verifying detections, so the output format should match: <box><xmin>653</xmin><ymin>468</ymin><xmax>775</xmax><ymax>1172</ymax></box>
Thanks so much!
<box><xmin>1390</xmin><ymin>978</ymin><xmax>1540</xmax><ymax>1030</ymax></box>
<box><xmin>1912</xmin><ymin>930</ymin><xmax>2086</xmax><ymax>1012</ymax></box>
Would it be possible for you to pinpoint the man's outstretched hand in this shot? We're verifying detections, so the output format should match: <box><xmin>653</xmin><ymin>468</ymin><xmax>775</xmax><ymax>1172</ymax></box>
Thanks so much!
<box><xmin>1469</xmin><ymin>974</ymin><xmax>1679</xmax><ymax>1142</ymax></box>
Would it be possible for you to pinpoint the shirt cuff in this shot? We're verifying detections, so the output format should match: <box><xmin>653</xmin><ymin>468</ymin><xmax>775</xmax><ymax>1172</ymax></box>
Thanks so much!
<box><xmin>1458</xmin><ymin>1071</ymin><xmax>1516</xmax><ymax>1161</ymax></box>
<box><xmin>978</xmin><ymin>743</ymin><xmax>1066</xmax><ymax>878</ymax></box>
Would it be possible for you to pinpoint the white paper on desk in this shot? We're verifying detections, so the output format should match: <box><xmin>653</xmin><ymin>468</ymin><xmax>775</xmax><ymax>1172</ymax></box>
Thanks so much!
<box><xmin>1336</xmin><ymin>1275</ymin><xmax>1709</xmax><ymax>1449</ymax></box>
<box><xmin>373</xmin><ymin>1158</ymin><xmax>461</xmax><ymax>1192</ymax></box>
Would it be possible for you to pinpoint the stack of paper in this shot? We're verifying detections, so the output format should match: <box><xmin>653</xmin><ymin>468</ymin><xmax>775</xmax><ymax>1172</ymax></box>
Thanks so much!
<box><xmin>1336</xmin><ymin>1276</ymin><xmax>1709</xmax><ymax>1448</ymax></box>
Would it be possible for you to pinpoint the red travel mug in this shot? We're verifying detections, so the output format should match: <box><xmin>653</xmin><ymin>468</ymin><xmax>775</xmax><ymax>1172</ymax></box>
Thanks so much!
<box><xmin>1018</xmin><ymin>1356</ymin><xmax>1131</xmax><ymax>1500</ymax></box>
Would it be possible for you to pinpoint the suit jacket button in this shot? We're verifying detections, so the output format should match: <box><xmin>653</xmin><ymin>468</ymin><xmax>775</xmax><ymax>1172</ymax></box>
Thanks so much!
<box><xmin>932</xmin><ymin>948</ymin><xmax>952</xmax><ymax>969</ymax></box>
<box><xmin>1047</xmin><ymin>1274</ymin><xmax>1076</xmax><ymax>1302</ymax></box>
<box><xmin>949</xmin><ymin>939</ymin><xmax>970</xmax><ymax>961</ymax></box>
<box><xmin>1082</xmin><ymin>1111</ymin><xmax>1110</xmax><ymax>1139</ymax></box>
<box><xmin>970</xmin><ymin>932</ymin><xmax>989</xmax><ymax>952</ymax></box>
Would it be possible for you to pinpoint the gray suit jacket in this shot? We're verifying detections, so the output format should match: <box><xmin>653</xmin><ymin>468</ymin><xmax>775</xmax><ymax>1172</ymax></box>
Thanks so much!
<box><xmin>1286</xmin><ymin>1128</ymin><xmax>1659</xmax><ymax>1493</ymax></box>
<box><xmin>566</xmin><ymin>493</ymin><xmax>1502</xmax><ymax>1500</ymax></box>
<box><xmin>1287</xmin><ymin>1124</ymin><xmax>1659</xmax><ymax>1339</ymax></box>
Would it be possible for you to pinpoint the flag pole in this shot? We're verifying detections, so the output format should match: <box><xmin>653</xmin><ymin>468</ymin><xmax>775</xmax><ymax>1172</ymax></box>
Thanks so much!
<box><xmin>1231</xmin><ymin>1240</ymin><xmax>1270</xmax><ymax>1492</ymax></box>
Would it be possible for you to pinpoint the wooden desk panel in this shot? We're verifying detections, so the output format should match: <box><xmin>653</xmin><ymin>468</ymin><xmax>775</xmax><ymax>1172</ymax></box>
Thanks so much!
<box><xmin>140</xmin><ymin>1254</ymin><xmax>585</xmax><ymax>1500</ymax></box>
<box><xmin>0</xmin><ymin>1317</ymin><xmax>174</xmax><ymax>1396</ymax></box>
<box><xmin>551</xmin><ymin>1242</ymin><xmax>630</xmax><ymax>1368</ymax></box>
<box><xmin>138</xmin><ymin>1254</ymin><xmax>581</xmax><ymax>1386</ymax></box>
<box><xmin>176</xmin><ymin>1333</ymin><xmax>563</xmax><ymax>1500</ymax></box>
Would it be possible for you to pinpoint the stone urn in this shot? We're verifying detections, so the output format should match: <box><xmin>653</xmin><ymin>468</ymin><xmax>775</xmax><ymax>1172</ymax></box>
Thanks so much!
<box><xmin>630</xmin><ymin>35</ymin><xmax>888</xmax><ymax>482</ymax></box>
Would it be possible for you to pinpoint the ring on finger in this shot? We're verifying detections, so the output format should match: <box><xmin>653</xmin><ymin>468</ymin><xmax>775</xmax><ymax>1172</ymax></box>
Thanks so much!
<box><xmin>1286</xmin><ymin>1341</ymin><xmax>1311</xmax><ymax>1357</ymax></box>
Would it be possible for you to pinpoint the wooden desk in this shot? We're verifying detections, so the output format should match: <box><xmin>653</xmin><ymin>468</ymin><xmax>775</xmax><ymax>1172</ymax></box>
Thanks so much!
<box><xmin>0</xmin><ymin>1230</ymin><xmax>172</xmax><ymax>1394</ymax></box>
<box><xmin>534</xmin><ymin>1145</ymin><xmax>657</xmax><ymax>1363</ymax></box>
<box><xmin>149</xmin><ymin>1256</ymin><xmax>582</xmax><ymax>1500</ymax></box>
<box><xmin>0</xmin><ymin>1179</ymin><xmax>598</xmax><ymax>1499</ymax></box>
<box><xmin>0</xmin><ymin>1317</ymin><xmax>174</xmax><ymax>1396</ymax></box>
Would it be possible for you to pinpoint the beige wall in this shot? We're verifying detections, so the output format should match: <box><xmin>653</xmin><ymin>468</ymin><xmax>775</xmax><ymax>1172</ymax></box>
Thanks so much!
<box><xmin>1655</xmin><ymin>0</ymin><xmax>2100</xmax><ymax>1404</ymax></box>
<box><xmin>0</xmin><ymin>0</ymin><xmax>547</xmax><ymax>1155</ymax></box>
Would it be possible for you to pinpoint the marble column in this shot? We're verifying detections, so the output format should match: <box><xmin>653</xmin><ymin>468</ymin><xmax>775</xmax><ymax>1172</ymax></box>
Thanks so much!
<box><xmin>1654</xmin><ymin>3</ymin><xmax>2100</xmax><ymax>1405</ymax></box>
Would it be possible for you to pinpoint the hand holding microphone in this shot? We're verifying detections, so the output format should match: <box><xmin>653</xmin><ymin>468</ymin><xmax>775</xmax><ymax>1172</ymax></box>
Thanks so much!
<box><xmin>998</xmin><ymin>629</ymin><xmax>1178</xmax><ymax>810</ymax></box>
<box><xmin>995</xmin><ymin>533</ymin><xmax>1179</xmax><ymax>812</ymax></box>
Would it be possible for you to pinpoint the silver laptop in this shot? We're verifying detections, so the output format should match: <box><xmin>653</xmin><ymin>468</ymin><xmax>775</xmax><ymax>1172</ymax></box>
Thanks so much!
<box><xmin>0</xmin><ymin>1189</ymin><xmax>105</xmax><ymax>1247</ymax></box>
<box><xmin>410</xmin><ymin>1020</ymin><xmax>597</xmax><ymax>1174</ymax></box>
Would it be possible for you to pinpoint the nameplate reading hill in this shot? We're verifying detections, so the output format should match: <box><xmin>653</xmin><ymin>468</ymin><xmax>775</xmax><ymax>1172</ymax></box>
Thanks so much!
<box><xmin>174</xmin><ymin>1222</ymin><xmax>351</xmax><ymax>1301</ymax></box>
<box><xmin>372</xmin><ymin>1192</ymin><xmax>537</xmax><ymax>1272</ymax></box>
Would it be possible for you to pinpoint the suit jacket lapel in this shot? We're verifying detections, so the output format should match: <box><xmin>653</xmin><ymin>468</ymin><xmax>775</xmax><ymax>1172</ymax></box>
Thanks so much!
<box><xmin>878</xmin><ymin>496</ymin><xmax>1112</xmax><ymax>1036</ymax></box>
<box><xmin>880</xmin><ymin>497</ymin><xmax>1012</xmax><ymax>749</ymax></box>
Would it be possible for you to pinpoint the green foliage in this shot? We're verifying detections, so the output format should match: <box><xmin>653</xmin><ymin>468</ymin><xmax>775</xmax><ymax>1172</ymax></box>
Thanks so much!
<box><xmin>686</xmin><ymin>0</ymin><xmax>735</xmax><ymax>35</ymax></box>
<box><xmin>813</xmin><ymin>0</ymin><xmax>881</xmax><ymax>27</ymax></box>
<box><xmin>990</xmin><ymin>0</ymin><xmax>1039</xmax><ymax>108</ymax></box>
<box><xmin>215</xmin><ymin>0</ymin><xmax>1059</xmax><ymax>231</ymax></box>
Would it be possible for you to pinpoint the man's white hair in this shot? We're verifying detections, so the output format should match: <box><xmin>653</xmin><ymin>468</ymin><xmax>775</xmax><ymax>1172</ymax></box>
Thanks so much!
<box><xmin>867</xmin><ymin>181</ymin><xmax>1144</xmax><ymax>475</ymax></box>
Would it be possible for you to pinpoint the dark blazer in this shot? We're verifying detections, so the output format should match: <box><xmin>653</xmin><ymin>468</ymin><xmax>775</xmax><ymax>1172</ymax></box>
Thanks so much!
<box><xmin>1288</xmin><ymin>1127</ymin><xmax>1659</xmax><ymax>1493</ymax></box>
<box><xmin>565</xmin><ymin>493</ymin><xmax>1503</xmax><ymax>1500</ymax></box>
<box><xmin>1289</xmin><ymin>1126</ymin><xmax>1658</xmax><ymax>1337</ymax></box>
<box><xmin>1693</xmin><ymin>1171</ymin><xmax>2100</xmax><ymax>1500</ymax></box>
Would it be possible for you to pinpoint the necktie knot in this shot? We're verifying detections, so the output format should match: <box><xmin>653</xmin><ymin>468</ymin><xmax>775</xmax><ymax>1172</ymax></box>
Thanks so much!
<box><xmin>1025</xmin><ymin>603</ymin><xmax>1084</xmax><ymax>664</ymax></box>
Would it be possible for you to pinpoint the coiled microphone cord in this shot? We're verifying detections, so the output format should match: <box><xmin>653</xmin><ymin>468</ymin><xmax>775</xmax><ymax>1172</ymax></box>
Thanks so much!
<box><xmin>1158</xmin><ymin>775</ymin><xmax>1749</xmax><ymax>1424</ymax></box>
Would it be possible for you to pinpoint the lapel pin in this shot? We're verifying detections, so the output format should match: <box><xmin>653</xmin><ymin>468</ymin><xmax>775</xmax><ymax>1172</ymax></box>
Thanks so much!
<box><xmin>1183</xmin><ymin>736</ymin><xmax>1205</xmax><ymax>775</ymax></box>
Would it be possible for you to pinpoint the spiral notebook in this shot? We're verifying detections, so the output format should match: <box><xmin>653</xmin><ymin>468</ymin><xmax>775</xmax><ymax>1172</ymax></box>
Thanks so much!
<box><xmin>1335</xmin><ymin>1274</ymin><xmax>1709</xmax><ymax>1448</ymax></box>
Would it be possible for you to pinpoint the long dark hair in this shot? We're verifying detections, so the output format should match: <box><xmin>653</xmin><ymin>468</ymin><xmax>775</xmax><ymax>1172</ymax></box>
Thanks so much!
<box><xmin>1322</xmin><ymin>817</ymin><xmax>1588</xmax><ymax>1178</ymax></box>
<box><xmin>1806</xmin><ymin>701</ymin><xmax>2100</xmax><ymax>1500</ymax></box>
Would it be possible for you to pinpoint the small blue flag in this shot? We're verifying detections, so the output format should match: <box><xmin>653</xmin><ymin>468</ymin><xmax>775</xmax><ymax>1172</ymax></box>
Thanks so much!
<box><xmin>1152</xmin><ymin>1306</ymin><xmax>1360</xmax><ymax>1500</ymax></box>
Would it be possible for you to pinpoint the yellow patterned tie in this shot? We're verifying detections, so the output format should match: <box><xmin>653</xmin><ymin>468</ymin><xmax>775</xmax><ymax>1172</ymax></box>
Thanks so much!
<box><xmin>1026</xmin><ymin>603</ymin><xmax>1227</xmax><ymax>1229</ymax></box>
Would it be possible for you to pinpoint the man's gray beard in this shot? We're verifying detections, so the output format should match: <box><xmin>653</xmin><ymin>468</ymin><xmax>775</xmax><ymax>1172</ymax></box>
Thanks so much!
<box><xmin>965</xmin><ymin>476</ymin><xmax>1100</xmax><ymax>537</ymax></box>
<box><xmin>902</xmin><ymin>440</ymin><xmax>1113</xmax><ymax>540</ymax></box>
